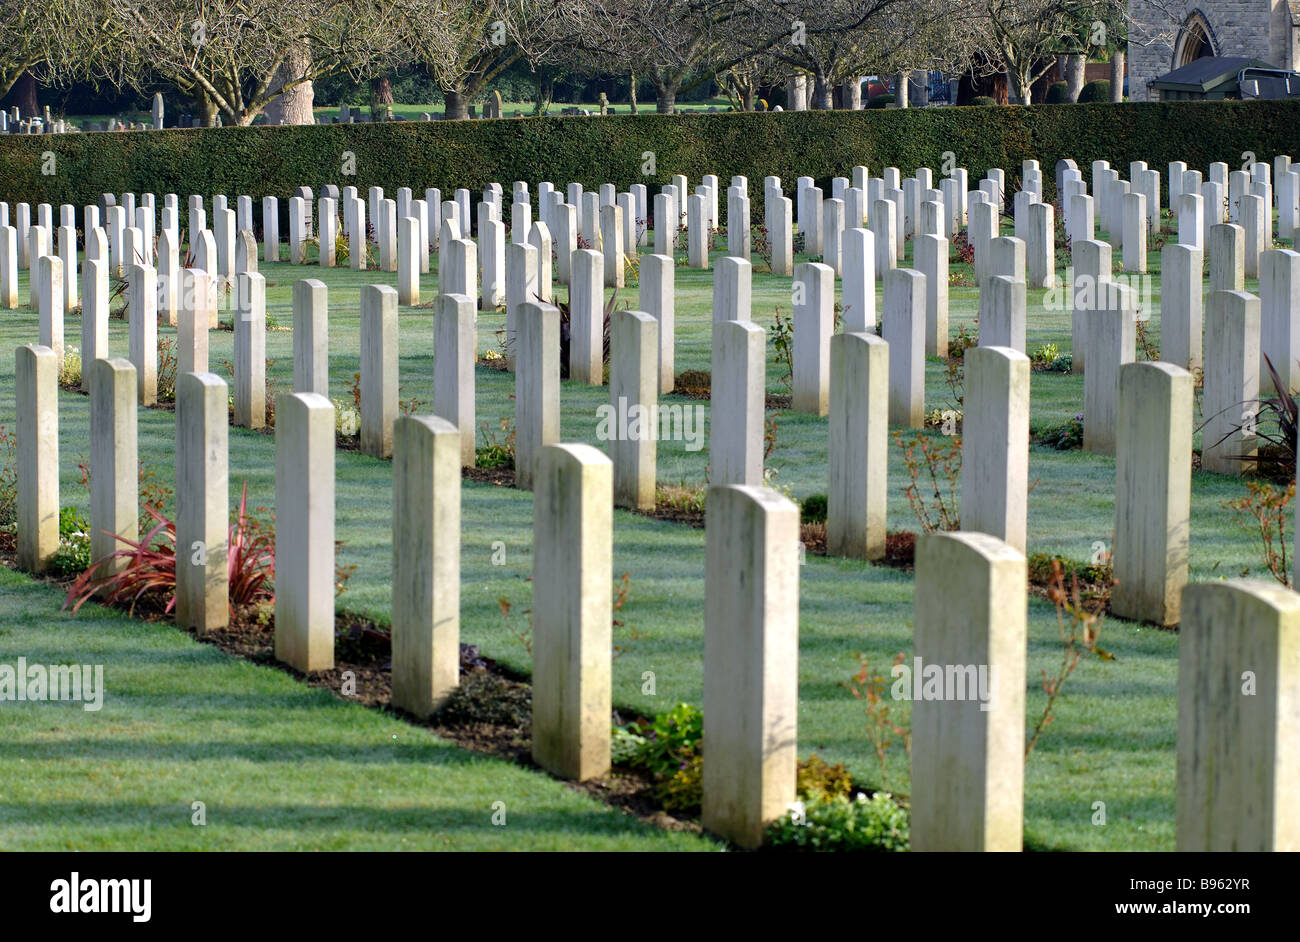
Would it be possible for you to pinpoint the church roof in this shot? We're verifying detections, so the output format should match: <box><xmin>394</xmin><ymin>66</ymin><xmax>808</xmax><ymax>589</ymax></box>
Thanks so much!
<box><xmin>1151</xmin><ymin>56</ymin><xmax>1279</xmax><ymax>93</ymax></box>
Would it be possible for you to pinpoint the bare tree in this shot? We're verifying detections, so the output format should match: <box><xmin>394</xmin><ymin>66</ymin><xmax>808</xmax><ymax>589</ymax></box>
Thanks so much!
<box><xmin>0</xmin><ymin>0</ymin><xmax>91</xmax><ymax>105</ymax></box>
<box><xmin>741</xmin><ymin>0</ymin><xmax>962</xmax><ymax>110</ymax></box>
<box><xmin>81</xmin><ymin>0</ymin><xmax>402</xmax><ymax>126</ymax></box>
<box><xmin>392</xmin><ymin>0</ymin><xmax>583</xmax><ymax>120</ymax></box>
<box><xmin>571</xmin><ymin>0</ymin><xmax>770</xmax><ymax>113</ymax></box>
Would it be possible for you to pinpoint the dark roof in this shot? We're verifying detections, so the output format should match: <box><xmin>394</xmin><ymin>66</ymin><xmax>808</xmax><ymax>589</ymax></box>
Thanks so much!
<box><xmin>1151</xmin><ymin>56</ymin><xmax>1279</xmax><ymax>92</ymax></box>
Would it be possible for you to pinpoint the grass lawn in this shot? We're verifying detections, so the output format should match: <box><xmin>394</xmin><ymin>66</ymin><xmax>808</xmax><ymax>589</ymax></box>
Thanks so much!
<box><xmin>0</xmin><ymin>209</ymin><xmax>1290</xmax><ymax>851</ymax></box>
<box><xmin>0</xmin><ymin>565</ymin><xmax>714</xmax><ymax>850</ymax></box>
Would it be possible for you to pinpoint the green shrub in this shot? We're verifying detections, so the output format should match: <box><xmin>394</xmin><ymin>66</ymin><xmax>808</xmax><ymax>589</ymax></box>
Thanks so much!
<box><xmin>0</xmin><ymin>424</ymin><xmax>16</xmax><ymax>531</ymax></box>
<box><xmin>7</xmin><ymin>103</ymin><xmax>1299</xmax><ymax>216</ymax></box>
<box><xmin>611</xmin><ymin>724</ymin><xmax>649</xmax><ymax>765</ymax></box>
<box><xmin>970</xmin><ymin>96</ymin><xmax>997</xmax><ymax>107</ymax></box>
<box><xmin>656</xmin><ymin>754</ymin><xmax>702</xmax><ymax>813</ymax></box>
<box><xmin>867</xmin><ymin>94</ymin><xmax>894</xmax><ymax>109</ymax></box>
<box><xmin>637</xmin><ymin>701</ymin><xmax>702</xmax><ymax>778</ymax></box>
<box><xmin>1027</xmin><ymin>552</ymin><xmax>1113</xmax><ymax>587</ymax></box>
<box><xmin>48</xmin><ymin>507</ymin><xmax>92</xmax><ymax>579</ymax></box>
<box><xmin>612</xmin><ymin>702</ymin><xmax>704</xmax><ymax>812</ymax></box>
<box><xmin>797</xmin><ymin>754</ymin><xmax>854</xmax><ymax>800</ymax></box>
<box><xmin>1035</xmin><ymin>414</ymin><xmax>1084</xmax><ymax>449</ymax></box>
<box><xmin>1045</xmin><ymin>82</ymin><xmax>1069</xmax><ymax>104</ymax></box>
<box><xmin>767</xmin><ymin>792</ymin><xmax>910</xmax><ymax>852</ymax></box>
<box><xmin>1078</xmin><ymin>80</ymin><xmax>1111</xmax><ymax>103</ymax></box>
<box><xmin>1031</xmin><ymin>342</ymin><xmax>1059</xmax><ymax>365</ymax></box>
<box><xmin>800</xmin><ymin>494</ymin><xmax>828</xmax><ymax>524</ymax></box>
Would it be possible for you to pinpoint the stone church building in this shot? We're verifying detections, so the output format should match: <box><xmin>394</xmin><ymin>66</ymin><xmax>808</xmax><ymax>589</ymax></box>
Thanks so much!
<box><xmin>1128</xmin><ymin>0</ymin><xmax>1300</xmax><ymax>99</ymax></box>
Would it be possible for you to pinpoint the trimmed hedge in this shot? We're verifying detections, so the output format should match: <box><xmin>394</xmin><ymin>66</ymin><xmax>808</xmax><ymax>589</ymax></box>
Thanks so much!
<box><xmin>2</xmin><ymin>100</ymin><xmax>1299</xmax><ymax>208</ymax></box>
<box><xmin>1078</xmin><ymin>80</ymin><xmax>1111</xmax><ymax>103</ymax></box>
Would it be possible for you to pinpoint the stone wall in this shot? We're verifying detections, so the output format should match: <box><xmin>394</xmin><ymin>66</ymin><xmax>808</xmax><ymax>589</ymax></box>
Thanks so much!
<box><xmin>1128</xmin><ymin>0</ymin><xmax>1280</xmax><ymax>101</ymax></box>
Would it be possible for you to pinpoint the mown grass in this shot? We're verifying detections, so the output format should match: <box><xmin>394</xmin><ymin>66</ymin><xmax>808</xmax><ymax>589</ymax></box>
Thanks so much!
<box><xmin>0</xmin><ymin>210</ymin><xmax>1290</xmax><ymax>850</ymax></box>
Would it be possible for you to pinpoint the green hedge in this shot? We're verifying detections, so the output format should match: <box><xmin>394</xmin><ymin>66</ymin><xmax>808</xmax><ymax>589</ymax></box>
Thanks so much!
<box><xmin>2</xmin><ymin>101</ymin><xmax>1299</xmax><ymax>208</ymax></box>
<box><xmin>1078</xmin><ymin>80</ymin><xmax>1112</xmax><ymax>104</ymax></box>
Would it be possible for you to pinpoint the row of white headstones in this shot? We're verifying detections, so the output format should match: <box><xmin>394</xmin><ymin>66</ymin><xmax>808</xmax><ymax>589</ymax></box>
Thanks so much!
<box><xmin>4</xmin><ymin>155</ymin><xmax>1300</xmax><ymax>850</ymax></box>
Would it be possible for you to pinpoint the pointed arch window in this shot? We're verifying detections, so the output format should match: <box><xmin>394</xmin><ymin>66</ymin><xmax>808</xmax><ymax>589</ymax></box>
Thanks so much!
<box><xmin>1174</xmin><ymin>12</ymin><xmax>1217</xmax><ymax>68</ymax></box>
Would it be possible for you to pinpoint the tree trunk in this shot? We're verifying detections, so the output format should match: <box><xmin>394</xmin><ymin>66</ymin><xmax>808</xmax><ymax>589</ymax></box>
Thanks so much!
<box><xmin>842</xmin><ymin>80</ymin><xmax>862</xmax><ymax>110</ymax></box>
<box><xmin>534</xmin><ymin>75</ymin><xmax>554</xmax><ymax>115</ymax></box>
<box><xmin>370</xmin><ymin>76</ymin><xmax>393</xmax><ymax>121</ymax></box>
<box><xmin>629</xmin><ymin>72</ymin><xmax>637</xmax><ymax>114</ymax></box>
<box><xmin>264</xmin><ymin>44</ymin><xmax>315</xmax><ymax>125</ymax></box>
<box><xmin>812</xmin><ymin>73</ymin><xmax>833</xmax><ymax>109</ymax></box>
<box><xmin>1110</xmin><ymin>50</ymin><xmax>1125</xmax><ymax>101</ymax></box>
<box><xmin>741</xmin><ymin>83</ymin><xmax>755</xmax><ymax>111</ymax></box>
<box><xmin>444</xmin><ymin>88</ymin><xmax>467</xmax><ymax>120</ymax></box>
<box><xmin>13</xmin><ymin>70</ymin><xmax>37</xmax><ymax>120</ymax></box>
<box><xmin>197</xmin><ymin>92</ymin><xmax>219</xmax><ymax>128</ymax></box>
<box><xmin>653</xmin><ymin>76</ymin><xmax>677</xmax><ymax>114</ymax></box>
<box><xmin>1008</xmin><ymin>67</ymin><xmax>1033</xmax><ymax>105</ymax></box>
<box><xmin>1065</xmin><ymin>53</ymin><xmax>1086</xmax><ymax>102</ymax></box>
<box><xmin>895</xmin><ymin>73</ymin><xmax>908</xmax><ymax>108</ymax></box>
<box><xmin>787</xmin><ymin>73</ymin><xmax>807</xmax><ymax>111</ymax></box>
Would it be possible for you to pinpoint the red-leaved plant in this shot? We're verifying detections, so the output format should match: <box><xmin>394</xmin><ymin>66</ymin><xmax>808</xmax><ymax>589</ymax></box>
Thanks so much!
<box><xmin>64</xmin><ymin>483</ymin><xmax>275</xmax><ymax>617</ymax></box>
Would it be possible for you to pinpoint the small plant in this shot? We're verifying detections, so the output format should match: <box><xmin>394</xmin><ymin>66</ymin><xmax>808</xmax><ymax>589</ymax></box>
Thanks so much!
<box><xmin>59</xmin><ymin>345</ymin><xmax>82</xmax><ymax>388</ymax></box>
<box><xmin>1030</xmin><ymin>342</ymin><xmax>1059</xmax><ymax>367</ymax></box>
<box><xmin>1025</xmin><ymin>559</ymin><xmax>1115</xmax><ymax>759</ymax></box>
<box><xmin>1135</xmin><ymin>320</ymin><xmax>1159</xmax><ymax>361</ymax></box>
<box><xmin>399</xmin><ymin>392</ymin><xmax>427</xmax><ymax>416</ymax></box>
<box><xmin>610</xmin><ymin>571</ymin><xmax>641</xmax><ymax>659</ymax></box>
<box><xmin>476</xmin><ymin>417</ymin><xmax>516</xmax><ymax>469</ymax></box>
<box><xmin>947</xmin><ymin>324</ymin><xmax>977</xmax><ymax>361</ymax></box>
<box><xmin>656</xmin><ymin>753</ymin><xmax>703</xmax><ymax>812</ymax></box>
<box><xmin>611</xmin><ymin>723</ymin><xmax>649</xmax><ymax>765</ymax></box>
<box><xmin>752</xmin><ymin>224</ymin><xmax>773</xmax><ymax>270</ymax></box>
<box><xmin>137</xmin><ymin>463</ymin><xmax>173</xmax><ymax>517</ymax></box>
<box><xmin>796</xmin><ymin>754</ymin><xmax>854</xmax><ymax>801</ymax></box>
<box><xmin>0</xmin><ymin>424</ymin><xmax>17</xmax><ymax>533</ymax></box>
<box><xmin>950</xmin><ymin>229</ymin><xmax>975</xmax><ymax>265</ymax></box>
<box><xmin>156</xmin><ymin>336</ymin><xmax>179</xmax><ymax>403</ymax></box>
<box><xmin>345</xmin><ymin>371</ymin><xmax>361</xmax><ymax>412</ymax></box>
<box><xmin>800</xmin><ymin>494</ymin><xmax>828</xmax><ymax>524</ymax></box>
<box><xmin>616</xmin><ymin>701</ymin><xmax>704</xmax><ymax>811</ymax></box>
<box><xmin>770</xmin><ymin>306</ymin><xmax>793</xmax><ymax>395</ymax></box>
<box><xmin>333</xmin><ymin>400</ymin><xmax>360</xmax><ymax>438</ymax></box>
<box><xmin>1034</xmin><ymin>414</ymin><xmax>1084</xmax><ymax>450</ymax></box>
<box><xmin>924</xmin><ymin>408</ymin><xmax>962</xmax><ymax>432</ymax></box>
<box><xmin>893</xmin><ymin>431</ymin><xmax>961</xmax><ymax>532</ymax></box>
<box><xmin>1225</xmin><ymin>479</ymin><xmax>1294</xmax><ymax>586</ymax></box>
<box><xmin>1244</xmin><ymin>355</ymin><xmax>1298</xmax><ymax>478</ymax></box>
<box><xmin>64</xmin><ymin>503</ymin><xmax>179</xmax><ymax>616</ymax></box>
<box><xmin>226</xmin><ymin>483</ymin><xmax>276</xmax><ymax>608</ymax></box>
<box><xmin>656</xmin><ymin>481</ymin><xmax>706</xmax><ymax>514</ymax></box>
<box><xmin>64</xmin><ymin>482</ymin><xmax>344</xmax><ymax>618</ymax></box>
<box><xmin>47</xmin><ymin>506</ymin><xmax>92</xmax><ymax>578</ymax></box>
<box><xmin>497</xmin><ymin>594</ymin><xmax>533</xmax><ymax>654</ymax></box>
<box><xmin>767</xmin><ymin>792</ymin><xmax>909</xmax><ymax>852</ymax></box>
<box><xmin>846</xmin><ymin>652</ymin><xmax>912</xmax><ymax>789</ymax></box>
